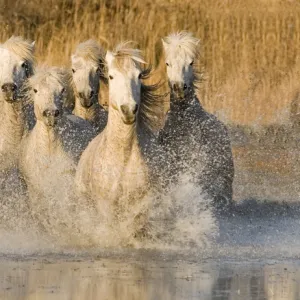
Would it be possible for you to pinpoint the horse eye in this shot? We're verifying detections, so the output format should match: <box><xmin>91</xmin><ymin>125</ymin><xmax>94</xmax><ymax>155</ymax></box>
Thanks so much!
<box><xmin>61</xmin><ymin>88</ymin><xmax>65</xmax><ymax>94</ymax></box>
<box><xmin>21</xmin><ymin>62</ymin><xmax>30</xmax><ymax>77</ymax></box>
<box><xmin>190</xmin><ymin>61</ymin><xmax>194</xmax><ymax>66</ymax></box>
<box><xmin>138</xmin><ymin>73</ymin><xmax>142</xmax><ymax>80</ymax></box>
<box><xmin>96</xmin><ymin>67</ymin><xmax>101</xmax><ymax>74</ymax></box>
<box><xmin>72</xmin><ymin>69</ymin><xmax>75</xmax><ymax>74</ymax></box>
<box><xmin>109</xmin><ymin>75</ymin><xmax>114</xmax><ymax>80</ymax></box>
<box><xmin>33</xmin><ymin>89</ymin><xmax>38</xmax><ymax>93</ymax></box>
<box><xmin>166</xmin><ymin>62</ymin><xmax>169</xmax><ymax>66</ymax></box>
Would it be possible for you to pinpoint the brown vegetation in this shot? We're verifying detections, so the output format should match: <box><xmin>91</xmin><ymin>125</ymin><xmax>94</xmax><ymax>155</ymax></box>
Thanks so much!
<box><xmin>1</xmin><ymin>0</ymin><xmax>300</xmax><ymax>125</ymax></box>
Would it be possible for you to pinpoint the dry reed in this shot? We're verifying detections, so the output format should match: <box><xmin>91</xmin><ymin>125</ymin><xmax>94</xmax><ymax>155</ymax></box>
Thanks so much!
<box><xmin>1</xmin><ymin>0</ymin><xmax>300</xmax><ymax>125</ymax></box>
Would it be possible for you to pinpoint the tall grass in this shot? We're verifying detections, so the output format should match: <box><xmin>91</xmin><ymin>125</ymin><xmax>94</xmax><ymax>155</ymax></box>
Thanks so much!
<box><xmin>1</xmin><ymin>0</ymin><xmax>300</xmax><ymax>125</ymax></box>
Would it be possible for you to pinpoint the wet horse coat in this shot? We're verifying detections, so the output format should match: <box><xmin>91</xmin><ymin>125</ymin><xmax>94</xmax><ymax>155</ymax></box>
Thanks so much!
<box><xmin>160</xmin><ymin>32</ymin><xmax>234</xmax><ymax>209</ymax></box>
<box><xmin>75</xmin><ymin>43</ymin><xmax>164</xmax><ymax>238</ymax></box>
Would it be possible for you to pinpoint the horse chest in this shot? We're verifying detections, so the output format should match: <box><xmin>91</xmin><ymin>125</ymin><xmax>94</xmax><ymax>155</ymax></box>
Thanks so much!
<box><xmin>0</xmin><ymin>119</ymin><xmax>23</xmax><ymax>169</ymax></box>
<box><xmin>165</xmin><ymin>116</ymin><xmax>202</xmax><ymax>152</ymax></box>
<box><xmin>0</xmin><ymin>114</ymin><xmax>23</xmax><ymax>143</ymax></box>
<box><xmin>160</xmin><ymin>112</ymin><xmax>209</xmax><ymax>181</ymax></box>
<box><xmin>0</xmin><ymin>133</ymin><xmax>19</xmax><ymax>155</ymax></box>
<box><xmin>24</xmin><ymin>136</ymin><xmax>70</xmax><ymax>178</ymax></box>
<box><xmin>91</xmin><ymin>147</ymin><xmax>148</xmax><ymax>200</ymax></box>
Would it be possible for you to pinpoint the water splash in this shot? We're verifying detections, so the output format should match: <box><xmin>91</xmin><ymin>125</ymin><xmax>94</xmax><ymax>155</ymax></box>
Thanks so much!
<box><xmin>0</xmin><ymin>158</ymin><xmax>217</xmax><ymax>255</ymax></box>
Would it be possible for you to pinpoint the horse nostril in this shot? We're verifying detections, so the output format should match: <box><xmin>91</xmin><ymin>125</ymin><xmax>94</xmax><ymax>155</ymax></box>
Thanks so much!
<box><xmin>43</xmin><ymin>109</ymin><xmax>60</xmax><ymax>117</ymax></box>
<box><xmin>89</xmin><ymin>90</ymin><xmax>95</xmax><ymax>98</ymax></box>
<box><xmin>120</xmin><ymin>104</ymin><xmax>128</xmax><ymax>114</ymax></box>
<box><xmin>78</xmin><ymin>92</ymin><xmax>84</xmax><ymax>99</ymax></box>
<box><xmin>43</xmin><ymin>109</ymin><xmax>49</xmax><ymax>117</ymax></box>
<box><xmin>54</xmin><ymin>109</ymin><xmax>60</xmax><ymax>117</ymax></box>
<box><xmin>1</xmin><ymin>83</ymin><xmax>17</xmax><ymax>92</ymax></box>
<box><xmin>173</xmin><ymin>83</ymin><xmax>181</xmax><ymax>91</ymax></box>
<box><xmin>133</xmin><ymin>104</ymin><xmax>138</xmax><ymax>114</ymax></box>
<box><xmin>183</xmin><ymin>84</ymin><xmax>187</xmax><ymax>90</ymax></box>
<box><xmin>120</xmin><ymin>104</ymin><xmax>138</xmax><ymax>115</ymax></box>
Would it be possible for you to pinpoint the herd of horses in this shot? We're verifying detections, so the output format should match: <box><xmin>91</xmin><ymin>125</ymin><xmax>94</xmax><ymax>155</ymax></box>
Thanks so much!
<box><xmin>0</xmin><ymin>31</ymin><xmax>234</xmax><ymax>239</ymax></box>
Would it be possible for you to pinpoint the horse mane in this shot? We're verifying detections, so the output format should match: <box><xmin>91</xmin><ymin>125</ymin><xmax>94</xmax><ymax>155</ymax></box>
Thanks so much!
<box><xmin>74</xmin><ymin>40</ymin><xmax>105</xmax><ymax>65</ymax></box>
<box><xmin>58</xmin><ymin>68</ymin><xmax>75</xmax><ymax>111</ymax></box>
<box><xmin>28</xmin><ymin>67</ymin><xmax>66</xmax><ymax>89</ymax></box>
<box><xmin>73</xmin><ymin>40</ymin><xmax>107</xmax><ymax>82</ymax></box>
<box><xmin>162</xmin><ymin>31</ymin><xmax>200</xmax><ymax>59</ymax></box>
<box><xmin>2</xmin><ymin>36</ymin><xmax>35</xmax><ymax>69</ymax></box>
<box><xmin>139</xmin><ymin>67</ymin><xmax>165</xmax><ymax>133</ymax></box>
<box><xmin>109</xmin><ymin>41</ymin><xmax>147</xmax><ymax>72</ymax></box>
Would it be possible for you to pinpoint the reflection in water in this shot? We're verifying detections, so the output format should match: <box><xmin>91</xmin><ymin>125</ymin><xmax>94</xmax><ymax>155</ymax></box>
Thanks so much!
<box><xmin>0</xmin><ymin>258</ymin><xmax>299</xmax><ymax>300</ymax></box>
<box><xmin>264</xmin><ymin>265</ymin><xmax>299</xmax><ymax>300</ymax></box>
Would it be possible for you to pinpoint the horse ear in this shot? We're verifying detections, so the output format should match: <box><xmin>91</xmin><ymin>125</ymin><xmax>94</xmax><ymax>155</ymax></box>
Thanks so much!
<box><xmin>132</xmin><ymin>56</ymin><xmax>147</xmax><ymax>65</ymax></box>
<box><xmin>98</xmin><ymin>51</ymin><xmax>106</xmax><ymax>67</ymax></box>
<box><xmin>154</xmin><ymin>40</ymin><xmax>163</xmax><ymax>68</ymax></box>
<box><xmin>31</xmin><ymin>41</ymin><xmax>36</xmax><ymax>52</ymax></box>
<box><xmin>71</xmin><ymin>54</ymin><xmax>77</xmax><ymax>64</ymax></box>
<box><xmin>105</xmin><ymin>51</ymin><xmax>114</xmax><ymax>67</ymax></box>
<box><xmin>161</xmin><ymin>38</ymin><xmax>168</xmax><ymax>51</ymax></box>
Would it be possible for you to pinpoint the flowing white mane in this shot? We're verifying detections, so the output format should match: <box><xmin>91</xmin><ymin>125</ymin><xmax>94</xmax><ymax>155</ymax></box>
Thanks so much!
<box><xmin>108</xmin><ymin>41</ymin><xmax>146</xmax><ymax>71</ymax></box>
<box><xmin>2</xmin><ymin>36</ymin><xmax>35</xmax><ymax>65</ymax></box>
<box><xmin>74</xmin><ymin>39</ymin><xmax>105</xmax><ymax>67</ymax></box>
<box><xmin>27</xmin><ymin>67</ymin><xmax>66</xmax><ymax>91</ymax></box>
<box><xmin>162</xmin><ymin>31</ymin><xmax>200</xmax><ymax>58</ymax></box>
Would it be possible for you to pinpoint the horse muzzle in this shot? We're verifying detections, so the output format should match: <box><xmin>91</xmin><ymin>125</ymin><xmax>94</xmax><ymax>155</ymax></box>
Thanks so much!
<box><xmin>1</xmin><ymin>83</ymin><xmax>18</xmax><ymax>103</ymax></box>
<box><xmin>79</xmin><ymin>91</ymin><xmax>96</xmax><ymax>108</ymax></box>
<box><xmin>79</xmin><ymin>97</ymin><xmax>93</xmax><ymax>108</ymax></box>
<box><xmin>120</xmin><ymin>104</ymin><xmax>138</xmax><ymax>125</ymax></box>
<box><xmin>170</xmin><ymin>82</ymin><xmax>189</xmax><ymax>101</ymax></box>
<box><xmin>122</xmin><ymin>115</ymin><xmax>136</xmax><ymax>125</ymax></box>
<box><xmin>43</xmin><ymin>109</ymin><xmax>60</xmax><ymax>127</ymax></box>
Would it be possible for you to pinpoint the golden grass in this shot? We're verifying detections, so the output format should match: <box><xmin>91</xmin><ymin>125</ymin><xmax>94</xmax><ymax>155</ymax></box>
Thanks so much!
<box><xmin>1</xmin><ymin>0</ymin><xmax>300</xmax><ymax>125</ymax></box>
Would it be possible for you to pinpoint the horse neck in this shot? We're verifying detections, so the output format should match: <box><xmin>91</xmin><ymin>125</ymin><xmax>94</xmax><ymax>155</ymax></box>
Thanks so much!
<box><xmin>2</xmin><ymin>100</ymin><xmax>26</xmax><ymax>138</ymax></box>
<box><xmin>34</xmin><ymin>120</ymin><xmax>61</xmax><ymax>152</ymax></box>
<box><xmin>73</xmin><ymin>97</ymin><xmax>99</xmax><ymax>122</ymax></box>
<box><xmin>105</xmin><ymin>107</ymin><xmax>139</xmax><ymax>156</ymax></box>
<box><xmin>170</xmin><ymin>88</ymin><xmax>203</xmax><ymax>115</ymax></box>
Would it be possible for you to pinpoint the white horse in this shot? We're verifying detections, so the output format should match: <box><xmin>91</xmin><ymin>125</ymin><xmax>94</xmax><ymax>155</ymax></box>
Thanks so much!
<box><xmin>75</xmin><ymin>42</ymin><xmax>163</xmax><ymax>237</ymax></box>
<box><xmin>19</xmin><ymin>68</ymin><xmax>77</xmax><ymax>198</ymax></box>
<box><xmin>0</xmin><ymin>36</ymin><xmax>35</xmax><ymax>172</ymax></box>
<box><xmin>0</xmin><ymin>36</ymin><xmax>36</xmax><ymax>207</ymax></box>
<box><xmin>160</xmin><ymin>31</ymin><xmax>234</xmax><ymax>210</ymax></box>
<box><xmin>18</xmin><ymin>68</ymin><xmax>103</xmax><ymax>241</ymax></box>
<box><xmin>71</xmin><ymin>40</ymin><xmax>108</xmax><ymax>131</ymax></box>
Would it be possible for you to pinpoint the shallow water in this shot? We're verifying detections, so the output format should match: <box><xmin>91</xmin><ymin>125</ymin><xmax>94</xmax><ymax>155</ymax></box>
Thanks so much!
<box><xmin>0</xmin><ymin>256</ymin><xmax>300</xmax><ymax>300</ymax></box>
<box><xmin>0</xmin><ymin>127</ymin><xmax>300</xmax><ymax>299</ymax></box>
<box><xmin>231</xmin><ymin>125</ymin><xmax>300</xmax><ymax>202</ymax></box>
<box><xmin>0</xmin><ymin>205</ymin><xmax>300</xmax><ymax>300</ymax></box>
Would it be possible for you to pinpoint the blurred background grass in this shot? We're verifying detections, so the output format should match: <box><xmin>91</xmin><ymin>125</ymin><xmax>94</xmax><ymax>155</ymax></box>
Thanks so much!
<box><xmin>1</xmin><ymin>0</ymin><xmax>300</xmax><ymax>126</ymax></box>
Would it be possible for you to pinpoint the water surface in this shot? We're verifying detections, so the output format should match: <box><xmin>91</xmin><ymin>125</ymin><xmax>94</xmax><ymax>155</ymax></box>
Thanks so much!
<box><xmin>0</xmin><ymin>256</ymin><xmax>299</xmax><ymax>300</ymax></box>
<box><xmin>0</xmin><ymin>127</ymin><xmax>300</xmax><ymax>299</ymax></box>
